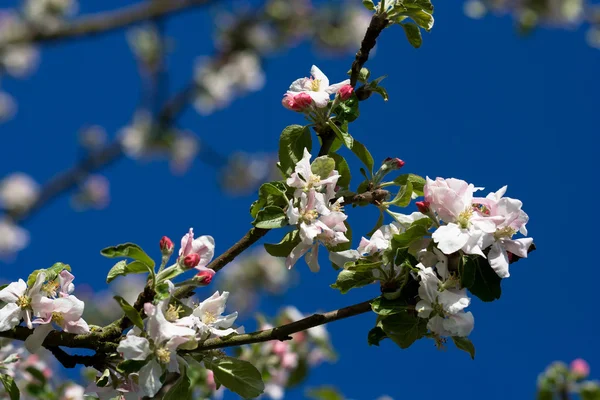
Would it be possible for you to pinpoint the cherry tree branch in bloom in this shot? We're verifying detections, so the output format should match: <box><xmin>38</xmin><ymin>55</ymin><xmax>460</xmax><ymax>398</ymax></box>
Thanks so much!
<box><xmin>189</xmin><ymin>298</ymin><xmax>373</xmax><ymax>352</ymax></box>
<box><xmin>0</xmin><ymin>0</ymin><xmax>217</xmax><ymax>47</ymax></box>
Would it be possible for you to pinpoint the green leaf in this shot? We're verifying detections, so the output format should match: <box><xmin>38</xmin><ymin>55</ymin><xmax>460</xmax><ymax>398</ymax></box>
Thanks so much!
<box><xmin>311</xmin><ymin>156</ymin><xmax>336</xmax><ymax>179</ymax></box>
<box><xmin>389</xmin><ymin>181</ymin><xmax>413</xmax><ymax>207</ymax></box>
<box><xmin>327</xmin><ymin>121</ymin><xmax>374</xmax><ymax>175</ymax></box>
<box><xmin>330</xmin><ymin>269</ymin><xmax>376</xmax><ymax>294</ymax></box>
<box><xmin>205</xmin><ymin>357</ymin><xmax>264</xmax><ymax>399</ymax></box>
<box><xmin>96</xmin><ymin>369</ymin><xmax>111</xmax><ymax>388</ymax></box>
<box><xmin>362</xmin><ymin>0</ymin><xmax>376</xmax><ymax>11</ymax></box>
<box><xmin>100</xmin><ymin>243</ymin><xmax>155</xmax><ymax>269</ymax></box>
<box><xmin>371</xmin><ymin>296</ymin><xmax>410</xmax><ymax>316</ymax></box>
<box><xmin>371</xmin><ymin>85</ymin><xmax>389</xmax><ymax>101</ymax></box>
<box><xmin>164</xmin><ymin>367</ymin><xmax>192</xmax><ymax>400</ymax></box>
<box><xmin>459</xmin><ymin>255</ymin><xmax>476</xmax><ymax>289</ymax></box>
<box><xmin>278</xmin><ymin>125</ymin><xmax>312</xmax><ymax>177</ymax></box>
<box><xmin>367</xmin><ymin>326</ymin><xmax>387</xmax><ymax>346</ymax></box>
<box><xmin>264</xmin><ymin>230</ymin><xmax>301</xmax><ymax>257</ymax></box>
<box><xmin>106</xmin><ymin>260</ymin><xmax>153</xmax><ymax>284</ymax></box>
<box><xmin>250</xmin><ymin>182</ymin><xmax>289</xmax><ymax>218</ymax></box>
<box><xmin>407</xmin><ymin>10</ymin><xmax>434</xmax><ymax>30</ymax></box>
<box><xmin>468</xmin><ymin>256</ymin><xmax>502</xmax><ymax>302</ymax></box>
<box><xmin>401</xmin><ymin>22</ymin><xmax>422</xmax><ymax>48</ymax></box>
<box><xmin>392</xmin><ymin>224</ymin><xmax>429</xmax><ymax>249</ymax></box>
<box><xmin>27</xmin><ymin>263</ymin><xmax>71</xmax><ymax>287</ymax></box>
<box><xmin>24</xmin><ymin>367</ymin><xmax>45</xmax><ymax>386</ymax></box>
<box><xmin>253</xmin><ymin>206</ymin><xmax>287</xmax><ymax>229</ymax></box>
<box><xmin>345</xmin><ymin>259</ymin><xmax>382</xmax><ymax>272</ymax></box>
<box><xmin>335</xmin><ymin>95</ymin><xmax>360</xmax><ymax>122</ymax></box>
<box><xmin>113</xmin><ymin>296</ymin><xmax>144</xmax><ymax>330</ymax></box>
<box><xmin>116</xmin><ymin>359</ymin><xmax>148</xmax><ymax>374</ymax></box>
<box><xmin>0</xmin><ymin>374</ymin><xmax>19</xmax><ymax>400</ymax></box>
<box><xmin>452</xmin><ymin>336</ymin><xmax>475</xmax><ymax>360</ymax></box>
<box><xmin>380</xmin><ymin>312</ymin><xmax>427</xmax><ymax>349</ymax></box>
<box><xmin>306</xmin><ymin>386</ymin><xmax>345</xmax><ymax>400</ymax></box>
<box><xmin>286</xmin><ymin>358</ymin><xmax>308</xmax><ymax>388</ymax></box>
<box><xmin>393</xmin><ymin>173</ymin><xmax>426</xmax><ymax>196</ymax></box>
<box><xmin>330</xmin><ymin>153</ymin><xmax>351</xmax><ymax>190</ymax></box>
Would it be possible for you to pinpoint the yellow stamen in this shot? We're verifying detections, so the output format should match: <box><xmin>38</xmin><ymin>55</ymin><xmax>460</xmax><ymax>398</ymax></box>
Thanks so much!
<box><xmin>155</xmin><ymin>347</ymin><xmax>171</xmax><ymax>365</ymax></box>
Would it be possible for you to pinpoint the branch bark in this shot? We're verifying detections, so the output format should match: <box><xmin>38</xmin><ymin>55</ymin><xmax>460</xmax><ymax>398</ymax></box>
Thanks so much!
<box><xmin>349</xmin><ymin>13</ymin><xmax>390</xmax><ymax>87</ymax></box>
<box><xmin>189</xmin><ymin>298</ymin><xmax>374</xmax><ymax>352</ymax></box>
<box><xmin>2</xmin><ymin>0</ymin><xmax>216</xmax><ymax>47</ymax></box>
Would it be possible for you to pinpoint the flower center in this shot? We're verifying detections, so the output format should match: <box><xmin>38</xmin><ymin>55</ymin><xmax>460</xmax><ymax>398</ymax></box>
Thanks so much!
<box><xmin>43</xmin><ymin>280</ymin><xmax>60</xmax><ymax>297</ymax></box>
<box><xmin>16</xmin><ymin>295</ymin><xmax>30</xmax><ymax>309</ymax></box>
<box><xmin>300</xmin><ymin>209</ymin><xmax>319</xmax><ymax>224</ymax></box>
<box><xmin>202</xmin><ymin>311</ymin><xmax>217</xmax><ymax>325</ymax></box>
<box><xmin>457</xmin><ymin>208</ymin><xmax>473</xmax><ymax>229</ymax></box>
<box><xmin>310</xmin><ymin>79</ymin><xmax>321</xmax><ymax>92</ymax></box>
<box><xmin>306</xmin><ymin>174</ymin><xmax>322</xmax><ymax>190</ymax></box>
<box><xmin>494</xmin><ymin>226</ymin><xmax>516</xmax><ymax>240</ymax></box>
<box><xmin>155</xmin><ymin>347</ymin><xmax>171</xmax><ymax>365</ymax></box>
<box><xmin>165</xmin><ymin>304</ymin><xmax>182</xmax><ymax>322</ymax></box>
<box><xmin>52</xmin><ymin>312</ymin><xmax>64</xmax><ymax>325</ymax></box>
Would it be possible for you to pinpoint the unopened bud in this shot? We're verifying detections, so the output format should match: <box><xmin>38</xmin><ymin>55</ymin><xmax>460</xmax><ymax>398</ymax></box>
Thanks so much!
<box><xmin>383</xmin><ymin>157</ymin><xmax>405</xmax><ymax>170</ymax></box>
<box><xmin>282</xmin><ymin>92</ymin><xmax>312</xmax><ymax>112</ymax></box>
<box><xmin>337</xmin><ymin>84</ymin><xmax>354</xmax><ymax>101</ymax></box>
<box><xmin>570</xmin><ymin>358</ymin><xmax>590</xmax><ymax>380</ymax></box>
<box><xmin>183</xmin><ymin>253</ymin><xmax>200</xmax><ymax>269</ymax></box>
<box><xmin>194</xmin><ymin>269</ymin><xmax>214</xmax><ymax>285</ymax></box>
<box><xmin>159</xmin><ymin>236</ymin><xmax>174</xmax><ymax>254</ymax></box>
<box><xmin>416</xmin><ymin>201</ymin><xmax>430</xmax><ymax>214</ymax></box>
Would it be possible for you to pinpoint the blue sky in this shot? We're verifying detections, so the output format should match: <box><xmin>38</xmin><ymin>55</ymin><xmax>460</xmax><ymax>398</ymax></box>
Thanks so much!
<box><xmin>1</xmin><ymin>0</ymin><xmax>598</xmax><ymax>399</ymax></box>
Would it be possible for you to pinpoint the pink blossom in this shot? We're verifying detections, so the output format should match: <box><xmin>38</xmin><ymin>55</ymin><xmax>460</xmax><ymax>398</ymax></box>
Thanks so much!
<box><xmin>571</xmin><ymin>358</ymin><xmax>590</xmax><ymax>379</ymax></box>
<box><xmin>179</xmin><ymin>228</ymin><xmax>215</xmax><ymax>271</ymax></box>
<box><xmin>337</xmin><ymin>84</ymin><xmax>354</xmax><ymax>100</ymax></box>
<box><xmin>282</xmin><ymin>92</ymin><xmax>312</xmax><ymax>111</ymax></box>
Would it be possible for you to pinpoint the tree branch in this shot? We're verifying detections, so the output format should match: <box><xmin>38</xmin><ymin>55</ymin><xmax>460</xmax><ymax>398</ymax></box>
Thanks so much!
<box><xmin>1</xmin><ymin>0</ymin><xmax>216</xmax><ymax>47</ymax></box>
<box><xmin>349</xmin><ymin>13</ymin><xmax>390</xmax><ymax>87</ymax></box>
<box><xmin>341</xmin><ymin>189</ymin><xmax>390</xmax><ymax>206</ymax></box>
<box><xmin>190</xmin><ymin>298</ymin><xmax>374</xmax><ymax>352</ymax></box>
<box><xmin>0</xmin><ymin>326</ymin><xmax>118</xmax><ymax>353</ymax></box>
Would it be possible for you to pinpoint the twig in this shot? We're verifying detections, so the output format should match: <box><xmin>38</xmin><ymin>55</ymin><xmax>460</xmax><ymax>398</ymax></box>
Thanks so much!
<box><xmin>0</xmin><ymin>326</ymin><xmax>118</xmax><ymax>353</ymax></box>
<box><xmin>190</xmin><ymin>298</ymin><xmax>373</xmax><ymax>352</ymax></box>
<box><xmin>349</xmin><ymin>14</ymin><xmax>390</xmax><ymax>87</ymax></box>
<box><xmin>340</xmin><ymin>189</ymin><xmax>390</xmax><ymax>206</ymax></box>
<box><xmin>1</xmin><ymin>0</ymin><xmax>216</xmax><ymax>47</ymax></box>
<box><xmin>45</xmin><ymin>346</ymin><xmax>107</xmax><ymax>369</ymax></box>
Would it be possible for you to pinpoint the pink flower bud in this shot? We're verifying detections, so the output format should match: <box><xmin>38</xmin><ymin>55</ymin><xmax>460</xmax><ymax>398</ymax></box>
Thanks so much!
<box><xmin>416</xmin><ymin>201</ymin><xmax>430</xmax><ymax>214</ymax></box>
<box><xmin>159</xmin><ymin>236</ymin><xmax>174</xmax><ymax>254</ymax></box>
<box><xmin>195</xmin><ymin>269</ymin><xmax>214</xmax><ymax>285</ymax></box>
<box><xmin>337</xmin><ymin>84</ymin><xmax>354</xmax><ymax>100</ymax></box>
<box><xmin>183</xmin><ymin>253</ymin><xmax>200</xmax><ymax>269</ymax></box>
<box><xmin>282</xmin><ymin>92</ymin><xmax>312</xmax><ymax>112</ymax></box>
<box><xmin>384</xmin><ymin>157</ymin><xmax>405</xmax><ymax>169</ymax></box>
<box><xmin>571</xmin><ymin>358</ymin><xmax>590</xmax><ymax>379</ymax></box>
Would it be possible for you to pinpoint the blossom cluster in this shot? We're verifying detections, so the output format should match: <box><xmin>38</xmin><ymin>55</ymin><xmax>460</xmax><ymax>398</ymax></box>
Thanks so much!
<box><xmin>112</xmin><ymin>288</ymin><xmax>241</xmax><ymax>397</ymax></box>
<box><xmin>329</xmin><ymin>176</ymin><xmax>533</xmax><ymax>342</ymax></box>
<box><xmin>0</xmin><ymin>269</ymin><xmax>90</xmax><ymax>353</ymax></box>
<box><xmin>285</xmin><ymin>148</ymin><xmax>349</xmax><ymax>272</ymax></box>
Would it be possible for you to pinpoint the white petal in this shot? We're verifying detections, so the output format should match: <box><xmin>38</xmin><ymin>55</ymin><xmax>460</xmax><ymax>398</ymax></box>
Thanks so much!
<box><xmin>0</xmin><ymin>303</ymin><xmax>23</xmax><ymax>331</ymax></box>
<box><xmin>117</xmin><ymin>335</ymin><xmax>151</xmax><ymax>361</ymax></box>
<box><xmin>443</xmin><ymin>311</ymin><xmax>474</xmax><ymax>337</ymax></box>
<box><xmin>309</xmin><ymin>91</ymin><xmax>331</xmax><ymax>108</ymax></box>
<box><xmin>324</xmin><ymin>79</ymin><xmax>350</xmax><ymax>94</ymax></box>
<box><xmin>488</xmin><ymin>242</ymin><xmax>510</xmax><ymax>278</ymax></box>
<box><xmin>329</xmin><ymin>250</ymin><xmax>360</xmax><ymax>269</ymax></box>
<box><xmin>438</xmin><ymin>289</ymin><xmax>470</xmax><ymax>314</ymax></box>
<box><xmin>286</xmin><ymin>243</ymin><xmax>310</xmax><ymax>269</ymax></box>
<box><xmin>504</xmin><ymin>237</ymin><xmax>534</xmax><ymax>258</ymax></box>
<box><xmin>432</xmin><ymin>224</ymin><xmax>469</xmax><ymax>255</ymax></box>
<box><xmin>139</xmin><ymin>359</ymin><xmax>163</xmax><ymax>397</ymax></box>
<box><xmin>306</xmin><ymin>244</ymin><xmax>320</xmax><ymax>273</ymax></box>
<box><xmin>0</xmin><ymin>279</ymin><xmax>27</xmax><ymax>303</ymax></box>
<box><xmin>25</xmin><ymin>323</ymin><xmax>54</xmax><ymax>353</ymax></box>
<box><xmin>310</xmin><ymin>65</ymin><xmax>329</xmax><ymax>88</ymax></box>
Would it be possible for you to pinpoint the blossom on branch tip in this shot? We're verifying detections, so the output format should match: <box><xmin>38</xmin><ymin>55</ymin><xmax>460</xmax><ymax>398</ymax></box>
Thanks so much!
<box><xmin>282</xmin><ymin>92</ymin><xmax>312</xmax><ymax>111</ymax></box>
<box><xmin>0</xmin><ymin>273</ymin><xmax>46</xmax><ymax>331</ymax></box>
<box><xmin>286</xmin><ymin>65</ymin><xmax>350</xmax><ymax>108</ymax></box>
<box><xmin>159</xmin><ymin>236</ymin><xmax>174</xmax><ymax>254</ymax></box>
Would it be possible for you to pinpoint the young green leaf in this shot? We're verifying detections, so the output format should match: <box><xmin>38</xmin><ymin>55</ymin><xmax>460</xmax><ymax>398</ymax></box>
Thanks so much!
<box><xmin>205</xmin><ymin>357</ymin><xmax>265</xmax><ymax>399</ymax></box>
<box><xmin>452</xmin><ymin>336</ymin><xmax>476</xmax><ymax>360</ymax></box>
<box><xmin>113</xmin><ymin>296</ymin><xmax>144</xmax><ymax>330</ymax></box>
<box><xmin>330</xmin><ymin>269</ymin><xmax>376</xmax><ymax>294</ymax></box>
<box><xmin>163</xmin><ymin>366</ymin><xmax>192</xmax><ymax>400</ymax></box>
<box><xmin>0</xmin><ymin>374</ymin><xmax>19</xmax><ymax>400</ymax></box>
<box><xmin>264</xmin><ymin>230</ymin><xmax>301</xmax><ymax>257</ymax></box>
<box><xmin>389</xmin><ymin>181</ymin><xmax>413</xmax><ymax>207</ymax></box>
<box><xmin>278</xmin><ymin>125</ymin><xmax>312</xmax><ymax>177</ymax></box>
<box><xmin>367</xmin><ymin>325</ymin><xmax>388</xmax><ymax>346</ymax></box>
<box><xmin>100</xmin><ymin>243</ymin><xmax>155</xmax><ymax>268</ymax></box>
<box><xmin>380</xmin><ymin>312</ymin><xmax>427</xmax><ymax>349</ymax></box>
<box><xmin>401</xmin><ymin>22</ymin><xmax>422</xmax><ymax>48</ymax></box>
<box><xmin>253</xmin><ymin>206</ymin><xmax>287</xmax><ymax>229</ymax></box>
<box><xmin>468</xmin><ymin>256</ymin><xmax>502</xmax><ymax>302</ymax></box>
<box><xmin>311</xmin><ymin>156</ymin><xmax>336</xmax><ymax>179</ymax></box>
<box><xmin>106</xmin><ymin>260</ymin><xmax>153</xmax><ymax>284</ymax></box>
<box><xmin>393</xmin><ymin>173</ymin><xmax>426</xmax><ymax>195</ymax></box>
<box><xmin>327</xmin><ymin>122</ymin><xmax>374</xmax><ymax>175</ymax></box>
<box><xmin>27</xmin><ymin>263</ymin><xmax>71</xmax><ymax>287</ymax></box>
<box><xmin>370</xmin><ymin>296</ymin><xmax>410</xmax><ymax>316</ymax></box>
<box><xmin>330</xmin><ymin>153</ymin><xmax>351</xmax><ymax>190</ymax></box>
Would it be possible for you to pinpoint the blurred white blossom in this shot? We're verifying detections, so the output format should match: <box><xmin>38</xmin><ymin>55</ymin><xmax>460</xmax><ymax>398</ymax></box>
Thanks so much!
<box><xmin>0</xmin><ymin>91</ymin><xmax>16</xmax><ymax>122</ymax></box>
<box><xmin>0</xmin><ymin>11</ymin><xmax>39</xmax><ymax>78</ymax></box>
<box><xmin>0</xmin><ymin>219</ymin><xmax>29</xmax><ymax>258</ymax></box>
<box><xmin>170</xmin><ymin>131</ymin><xmax>199</xmax><ymax>174</ymax></box>
<box><xmin>23</xmin><ymin>0</ymin><xmax>78</xmax><ymax>32</ymax></box>
<box><xmin>71</xmin><ymin>174</ymin><xmax>110</xmax><ymax>210</ymax></box>
<box><xmin>0</xmin><ymin>172</ymin><xmax>39</xmax><ymax>211</ymax></box>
